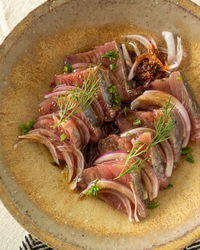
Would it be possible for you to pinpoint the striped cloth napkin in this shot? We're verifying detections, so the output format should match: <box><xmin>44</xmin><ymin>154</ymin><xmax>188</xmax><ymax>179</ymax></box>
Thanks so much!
<box><xmin>19</xmin><ymin>233</ymin><xmax>200</xmax><ymax>250</ymax></box>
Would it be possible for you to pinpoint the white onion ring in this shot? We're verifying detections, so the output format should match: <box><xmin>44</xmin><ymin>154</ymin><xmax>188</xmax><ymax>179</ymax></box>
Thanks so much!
<box><xmin>18</xmin><ymin>133</ymin><xmax>59</xmax><ymax>165</ymax></box>
<box><xmin>80</xmin><ymin>180</ymin><xmax>146</xmax><ymax>219</ymax></box>
<box><xmin>120</xmin><ymin>127</ymin><xmax>155</xmax><ymax>138</ymax></box>
<box><xmin>94</xmin><ymin>151</ymin><xmax>128</xmax><ymax>165</ymax></box>
<box><xmin>72</xmin><ymin>116</ymin><xmax>90</xmax><ymax>146</ymax></box>
<box><xmin>149</xmin><ymin>37</ymin><xmax>158</xmax><ymax>49</ymax></box>
<box><xmin>160</xmin><ymin>140</ymin><xmax>174</xmax><ymax>177</ymax></box>
<box><xmin>162</xmin><ymin>31</ymin><xmax>176</xmax><ymax>65</ymax></box>
<box><xmin>129</xmin><ymin>42</ymin><xmax>140</xmax><ymax>56</ymax></box>
<box><xmin>70</xmin><ymin>148</ymin><xmax>85</xmax><ymax>190</ymax></box>
<box><xmin>142</xmin><ymin>163</ymin><xmax>159</xmax><ymax>200</ymax></box>
<box><xmin>99</xmin><ymin>189</ymin><xmax>133</xmax><ymax>222</ymax></box>
<box><xmin>125</xmin><ymin>34</ymin><xmax>152</xmax><ymax>49</ymax></box>
<box><xmin>169</xmin><ymin>36</ymin><xmax>183</xmax><ymax>70</ymax></box>
<box><xmin>121</xmin><ymin>44</ymin><xmax>132</xmax><ymax>67</ymax></box>
<box><xmin>129</xmin><ymin>182</ymin><xmax>139</xmax><ymax>222</ymax></box>
<box><xmin>57</xmin><ymin>146</ymin><xmax>75</xmax><ymax>183</ymax></box>
<box><xmin>128</xmin><ymin>61</ymin><xmax>138</xmax><ymax>80</ymax></box>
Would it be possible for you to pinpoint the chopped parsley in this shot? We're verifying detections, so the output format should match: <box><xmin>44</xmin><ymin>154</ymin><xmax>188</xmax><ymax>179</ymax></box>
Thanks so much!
<box><xmin>102</xmin><ymin>50</ymin><xmax>119</xmax><ymax>61</ymax></box>
<box><xmin>147</xmin><ymin>201</ymin><xmax>160</xmax><ymax>209</ymax></box>
<box><xmin>186</xmin><ymin>153</ymin><xmax>194</xmax><ymax>163</ymax></box>
<box><xmin>110</xmin><ymin>63</ymin><xmax>117</xmax><ymax>71</ymax></box>
<box><xmin>133</xmin><ymin>120</ymin><xmax>142</xmax><ymax>126</ymax></box>
<box><xmin>166</xmin><ymin>183</ymin><xmax>173</xmax><ymax>189</ymax></box>
<box><xmin>181</xmin><ymin>147</ymin><xmax>192</xmax><ymax>155</ymax></box>
<box><xmin>63</xmin><ymin>63</ymin><xmax>72</xmax><ymax>73</ymax></box>
<box><xmin>181</xmin><ymin>147</ymin><xmax>194</xmax><ymax>163</ymax></box>
<box><xmin>60</xmin><ymin>133</ymin><xmax>67</xmax><ymax>141</ymax></box>
<box><xmin>123</xmin><ymin>106</ymin><xmax>127</xmax><ymax>117</ymax></box>
<box><xmin>20</xmin><ymin>120</ymin><xmax>34</xmax><ymax>135</ymax></box>
<box><xmin>107</xmin><ymin>85</ymin><xmax>116</xmax><ymax>94</ymax></box>
<box><xmin>51</xmin><ymin>160</ymin><xmax>58</xmax><ymax>166</ymax></box>
<box><xmin>177</xmin><ymin>75</ymin><xmax>183</xmax><ymax>81</ymax></box>
<box><xmin>107</xmin><ymin>85</ymin><xmax>121</xmax><ymax>108</ymax></box>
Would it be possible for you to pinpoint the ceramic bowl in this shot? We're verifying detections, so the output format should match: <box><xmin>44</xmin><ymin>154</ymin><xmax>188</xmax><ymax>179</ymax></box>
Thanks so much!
<box><xmin>0</xmin><ymin>0</ymin><xmax>200</xmax><ymax>249</ymax></box>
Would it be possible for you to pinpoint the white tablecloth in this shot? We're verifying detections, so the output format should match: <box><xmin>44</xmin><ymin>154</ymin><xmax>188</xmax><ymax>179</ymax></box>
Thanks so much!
<box><xmin>0</xmin><ymin>0</ymin><xmax>200</xmax><ymax>249</ymax></box>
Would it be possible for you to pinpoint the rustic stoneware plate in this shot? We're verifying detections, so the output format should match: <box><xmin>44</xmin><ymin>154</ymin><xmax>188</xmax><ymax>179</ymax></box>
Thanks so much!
<box><xmin>0</xmin><ymin>0</ymin><xmax>200</xmax><ymax>249</ymax></box>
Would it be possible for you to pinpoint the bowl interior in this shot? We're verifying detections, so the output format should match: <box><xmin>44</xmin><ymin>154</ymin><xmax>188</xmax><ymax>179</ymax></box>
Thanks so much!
<box><xmin>0</xmin><ymin>0</ymin><xmax>200</xmax><ymax>249</ymax></box>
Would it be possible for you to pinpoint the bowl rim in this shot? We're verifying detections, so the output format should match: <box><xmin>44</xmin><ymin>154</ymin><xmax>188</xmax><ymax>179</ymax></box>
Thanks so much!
<box><xmin>0</xmin><ymin>0</ymin><xmax>200</xmax><ymax>249</ymax></box>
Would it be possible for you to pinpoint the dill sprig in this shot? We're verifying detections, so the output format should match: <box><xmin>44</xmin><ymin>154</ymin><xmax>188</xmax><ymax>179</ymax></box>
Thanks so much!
<box><xmin>114</xmin><ymin>97</ymin><xmax>175</xmax><ymax>179</ymax></box>
<box><xmin>86</xmin><ymin>180</ymin><xmax>100</xmax><ymax>197</ymax></box>
<box><xmin>51</xmin><ymin>65</ymin><xmax>101</xmax><ymax>127</ymax></box>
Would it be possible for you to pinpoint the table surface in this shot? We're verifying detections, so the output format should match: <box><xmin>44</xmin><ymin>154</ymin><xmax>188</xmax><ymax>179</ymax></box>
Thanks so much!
<box><xmin>0</xmin><ymin>0</ymin><xmax>200</xmax><ymax>249</ymax></box>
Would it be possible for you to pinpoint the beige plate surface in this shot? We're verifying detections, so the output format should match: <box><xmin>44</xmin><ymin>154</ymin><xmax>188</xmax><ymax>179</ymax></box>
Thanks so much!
<box><xmin>0</xmin><ymin>0</ymin><xmax>200</xmax><ymax>249</ymax></box>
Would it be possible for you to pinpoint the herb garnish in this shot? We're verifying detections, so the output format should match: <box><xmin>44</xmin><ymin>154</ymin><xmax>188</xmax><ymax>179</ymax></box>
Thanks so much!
<box><xmin>181</xmin><ymin>147</ymin><xmax>192</xmax><ymax>155</ymax></box>
<box><xmin>107</xmin><ymin>85</ymin><xmax>116</xmax><ymax>94</ymax></box>
<box><xmin>86</xmin><ymin>180</ymin><xmax>100</xmax><ymax>197</ymax></box>
<box><xmin>110</xmin><ymin>63</ymin><xmax>117</xmax><ymax>71</ymax></box>
<box><xmin>114</xmin><ymin>97</ymin><xmax>175</xmax><ymax>179</ymax></box>
<box><xmin>51</xmin><ymin>65</ymin><xmax>101</xmax><ymax>127</ymax></box>
<box><xmin>107</xmin><ymin>85</ymin><xmax>121</xmax><ymax>108</ymax></box>
<box><xmin>102</xmin><ymin>50</ymin><xmax>119</xmax><ymax>61</ymax></box>
<box><xmin>147</xmin><ymin>201</ymin><xmax>160</xmax><ymax>209</ymax></box>
<box><xmin>186</xmin><ymin>153</ymin><xmax>194</xmax><ymax>163</ymax></box>
<box><xmin>181</xmin><ymin>147</ymin><xmax>194</xmax><ymax>163</ymax></box>
<box><xmin>177</xmin><ymin>75</ymin><xmax>183</xmax><ymax>81</ymax></box>
<box><xmin>20</xmin><ymin>121</ymin><xmax>34</xmax><ymax>135</ymax></box>
<box><xmin>123</xmin><ymin>106</ymin><xmax>127</xmax><ymax>117</ymax></box>
<box><xmin>133</xmin><ymin>120</ymin><xmax>142</xmax><ymax>126</ymax></box>
<box><xmin>51</xmin><ymin>160</ymin><xmax>58</xmax><ymax>166</ymax></box>
<box><xmin>60</xmin><ymin>133</ymin><xmax>67</xmax><ymax>141</ymax></box>
<box><xmin>166</xmin><ymin>183</ymin><xmax>173</xmax><ymax>189</ymax></box>
<box><xmin>63</xmin><ymin>63</ymin><xmax>72</xmax><ymax>73</ymax></box>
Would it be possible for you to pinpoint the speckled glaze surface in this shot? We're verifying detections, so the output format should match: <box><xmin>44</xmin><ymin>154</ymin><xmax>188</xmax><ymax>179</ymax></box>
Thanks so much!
<box><xmin>0</xmin><ymin>0</ymin><xmax>200</xmax><ymax>249</ymax></box>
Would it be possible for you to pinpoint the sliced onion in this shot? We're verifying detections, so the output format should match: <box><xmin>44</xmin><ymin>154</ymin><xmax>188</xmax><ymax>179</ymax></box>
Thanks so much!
<box><xmin>141</xmin><ymin>170</ymin><xmax>151</xmax><ymax>200</ymax></box>
<box><xmin>160</xmin><ymin>140</ymin><xmax>174</xmax><ymax>177</ymax></box>
<box><xmin>125</xmin><ymin>34</ymin><xmax>152</xmax><ymax>49</ymax></box>
<box><xmin>72</xmin><ymin>63</ymin><xmax>96</xmax><ymax>71</ymax></box>
<box><xmin>120</xmin><ymin>127</ymin><xmax>175</xmax><ymax>177</ymax></box>
<box><xmin>120</xmin><ymin>127</ymin><xmax>155</xmax><ymax>138</ymax></box>
<box><xmin>80</xmin><ymin>180</ymin><xmax>146</xmax><ymax>219</ymax></box>
<box><xmin>99</xmin><ymin>189</ymin><xmax>133</xmax><ymax>222</ymax></box>
<box><xmin>70</xmin><ymin>148</ymin><xmax>85</xmax><ymax>190</ymax></box>
<box><xmin>129</xmin><ymin>182</ymin><xmax>139</xmax><ymax>222</ymax></box>
<box><xmin>121</xmin><ymin>44</ymin><xmax>133</xmax><ymax>67</ymax></box>
<box><xmin>142</xmin><ymin>163</ymin><xmax>159</xmax><ymax>200</ymax></box>
<box><xmin>149</xmin><ymin>37</ymin><xmax>158</xmax><ymax>49</ymax></box>
<box><xmin>72</xmin><ymin>116</ymin><xmax>90</xmax><ymax>146</ymax></box>
<box><xmin>162</xmin><ymin>31</ymin><xmax>176</xmax><ymax>65</ymax></box>
<box><xmin>128</xmin><ymin>61</ymin><xmax>138</xmax><ymax>80</ymax></box>
<box><xmin>94</xmin><ymin>151</ymin><xmax>128</xmax><ymax>165</ymax></box>
<box><xmin>57</xmin><ymin>146</ymin><xmax>75</xmax><ymax>183</ymax></box>
<box><xmin>45</xmin><ymin>87</ymin><xmax>79</xmax><ymax>99</ymax></box>
<box><xmin>131</xmin><ymin>90</ymin><xmax>191</xmax><ymax>147</ymax></box>
<box><xmin>129</xmin><ymin>42</ymin><xmax>140</xmax><ymax>56</ymax></box>
<box><xmin>169</xmin><ymin>36</ymin><xmax>183</xmax><ymax>70</ymax></box>
<box><xmin>158</xmin><ymin>46</ymin><xmax>168</xmax><ymax>54</ymax></box>
<box><xmin>18</xmin><ymin>132</ymin><xmax>59</xmax><ymax>165</ymax></box>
